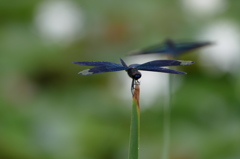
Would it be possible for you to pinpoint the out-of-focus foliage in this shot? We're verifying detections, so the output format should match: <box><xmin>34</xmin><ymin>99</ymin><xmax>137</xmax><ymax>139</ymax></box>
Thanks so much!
<box><xmin>0</xmin><ymin>0</ymin><xmax>240</xmax><ymax>159</ymax></box>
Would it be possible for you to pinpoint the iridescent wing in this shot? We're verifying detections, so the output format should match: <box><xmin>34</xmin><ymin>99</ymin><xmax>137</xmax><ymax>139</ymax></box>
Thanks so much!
<box><xmin>73</xmin><ymin>61</ymin><xmax>122</xmax><ymax>66</ymax></box>
<box><xmin>120</xmin><ymin>58</ymin><xmax>128</xmax><ymax>67</ymax></box>
<box><xmin>173</xmin><ymin>41</ymin><xmax>212</xmax><ymax>54</ymax></box>
<box><xmin>130</xmin><ymin>39</ymin><xmax>212</xmax><ymax>56</ymax></box>
<box><xmin>73</xmin><ymin>61</ymin><xmax>127</xmax><ymax>75</ymax></box>
<box><xmin>136</xmin><ymin>59</ymin><xmax>194</xmax><ymax>74</ymax></box>
<box><xmin>136</xmin><ymin>60</ymin><xmax>194</xmax><ymax>69</ymax></box>
<box><xmin>130</xmin><ymin>42</ymin><xmax>168</xmax><ymax>55</ymax></box>
<box><xmin>138</xmin><ymin>67</ymin><xmax>187</xmax><ymax>74</ymax></box>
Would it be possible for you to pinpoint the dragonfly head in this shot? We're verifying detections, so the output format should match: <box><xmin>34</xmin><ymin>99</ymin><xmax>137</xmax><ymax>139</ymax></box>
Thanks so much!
<box><xmin>126</xmin><ymin>68</ymin><xmax>142</xmax><ymax>80</ymax></box>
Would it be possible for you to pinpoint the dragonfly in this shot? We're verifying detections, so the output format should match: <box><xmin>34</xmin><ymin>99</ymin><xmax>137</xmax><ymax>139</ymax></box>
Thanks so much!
<box><xmin>130</xmin><ymin>39</ymin><xmax>212</xmax><ymax>58</ymax></box>
<box><xmin>73</xmin><ymin>59</ymin><xmax>194</xmax><ymax>95</ymax></box>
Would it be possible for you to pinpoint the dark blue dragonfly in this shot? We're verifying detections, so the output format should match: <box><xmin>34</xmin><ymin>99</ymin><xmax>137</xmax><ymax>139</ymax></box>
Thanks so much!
<box><xmin>73</xmin><ymin>59</ymin><xmax>194</xmax><ymax>94</ymax></box>
<box><xmin>130</xmin><ymin>39</ymin><xmax>212</xmax><ymax>58</ymax></box>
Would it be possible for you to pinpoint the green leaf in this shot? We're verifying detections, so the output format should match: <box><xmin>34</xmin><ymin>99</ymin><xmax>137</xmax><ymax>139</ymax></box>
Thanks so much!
<box><xmin>129</xmin><ymin>84</ymin><xmax>140</xmax><ymax>159</ymax></box>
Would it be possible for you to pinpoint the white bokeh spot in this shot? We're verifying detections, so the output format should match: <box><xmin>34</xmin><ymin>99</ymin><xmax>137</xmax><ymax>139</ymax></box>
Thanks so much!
<box><xmin>34</xmin><ymin>0</ymin><xmax>84</xmax><ymax>44</ymax></box>
<box><xmin>181</xmin><ymin>0</ymin><xmax>226</xmax><ymax>17</ymax></box>
<box><xmin>198</xmin><ymin>20</ymin><xmax>240</xmax><ymax>75</ymax></box>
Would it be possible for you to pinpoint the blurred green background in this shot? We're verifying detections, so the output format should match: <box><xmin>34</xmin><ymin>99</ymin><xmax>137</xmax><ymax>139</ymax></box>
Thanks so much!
<box><xmin>1</xmin><ymin>0</ymin><xmax>240</xmax><ymax>159</ymax></box>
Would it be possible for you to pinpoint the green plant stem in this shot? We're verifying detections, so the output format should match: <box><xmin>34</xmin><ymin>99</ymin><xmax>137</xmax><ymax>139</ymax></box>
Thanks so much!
<box><xmin>162</xmin><ymin>72</ymin><xmax>176</xmax><ymax>159</ymax></box>
<box><xmin>129</xmin><ymin>84</ymin><xmax>140</xmax><ymax>159</ymax></box>
<box><xmin>162</xmin><ymin>73</ymin><xmax>171</xmax><ymax>159</ymax></box>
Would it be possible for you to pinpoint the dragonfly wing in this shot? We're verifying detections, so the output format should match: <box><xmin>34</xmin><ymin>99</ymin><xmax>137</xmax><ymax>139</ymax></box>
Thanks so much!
<box><xmin>73</xmin><ymin>61</ymin><xmax>123</xmax><ymax>67</ymax></box>
<box><xmin>129</xmin><ymin>43</ymin><xmax>168</xmax><ymax>55</ymax></box>
<box><xmin>128</xmin><ymin>64</ymin><xmax>140</xmax><ymax>68</ymax></box>
<box><xmin>175</xmin><ymin>42</ymin><xmax>212</xmax><ymax>53</ymax></box>
<box><xmin>137</xmin><ymin>60</ymin><xmax>194</xmax><ymax>68</ymax></box>
<box><xmin>78</xmin><ymin>65</ymin><xmax>127</xmax><ymax>75</ymax></box>
<box><xmin>141</xmin><ymin>45</ymin><xmax>167</xmax><ymax>54</ymax></box>
<box><xmin>130</xmin><ymin>39</ymin><xmax>212</xmax><ymax>56</ymax></box>
<box><xmin>120</xmin><ymin>58</ymin><xmax>128</xmax><ymax>67</ymax></box>
<box><xmin>139</xmin><ymin>67</ymin><xmax>187</xmax><ymax>74</ymax></box>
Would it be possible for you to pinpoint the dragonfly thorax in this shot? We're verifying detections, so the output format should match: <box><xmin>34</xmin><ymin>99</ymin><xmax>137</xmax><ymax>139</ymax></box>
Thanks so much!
<box><xmin>126</xmin><ymin>68</ymin><xmax>142</xmax><ymax>80</ymax></box>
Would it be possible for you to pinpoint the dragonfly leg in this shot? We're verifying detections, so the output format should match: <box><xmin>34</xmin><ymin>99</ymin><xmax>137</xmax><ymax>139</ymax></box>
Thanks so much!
<box><xmin>135</xmin><ymin>80</ymin><xmax>140</xmax><ymax>86</ymax></box>
<box><xmin>131</xmin><ymin>79</ymin><xmax>140</xmax><ymax>96</ymax></box>
<box><xmin>131</xmin><ymin>79</ymin><xmax>135</xmax><ymax>96</ymax></box>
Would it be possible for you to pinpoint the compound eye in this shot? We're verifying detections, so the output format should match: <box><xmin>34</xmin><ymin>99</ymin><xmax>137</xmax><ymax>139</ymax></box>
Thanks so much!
<box><xmin>135</xmin><ymin>74</ymin><xmax>140</xmax><ymax>78</ymax></box>
<box><xmin>134</xmin><ymin>74</ymin><xmax>141</xmax><ymax>80</ymax></box>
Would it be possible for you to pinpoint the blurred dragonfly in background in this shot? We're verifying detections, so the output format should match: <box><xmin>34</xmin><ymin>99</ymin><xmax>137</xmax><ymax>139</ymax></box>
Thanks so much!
<box><xmin>130</xmin><ymin>39</ymin><xmax>213</xmax><ymax>58</ymax></box>
<box><xmin>73</xmin><ymin>58</ymin><xmax>194</xmax><ymax>95</ymax></box>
